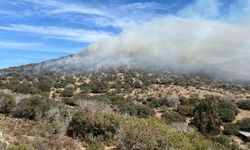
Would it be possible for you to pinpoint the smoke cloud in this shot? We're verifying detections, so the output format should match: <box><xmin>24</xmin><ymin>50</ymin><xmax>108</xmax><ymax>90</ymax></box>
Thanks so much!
<box><xmin>37</xmin><ymin>0</ymin><xmax>250</xmax><ymax>81</ymax></box>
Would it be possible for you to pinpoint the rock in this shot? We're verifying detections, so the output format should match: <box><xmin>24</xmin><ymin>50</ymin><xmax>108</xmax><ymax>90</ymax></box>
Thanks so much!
<box><xmin>137</xmin><ymin>94</ymin><xmax>146</xmax><ymax>101</ymax></box>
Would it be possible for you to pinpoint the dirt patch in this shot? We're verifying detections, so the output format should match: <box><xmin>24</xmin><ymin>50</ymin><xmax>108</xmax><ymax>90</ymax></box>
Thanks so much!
<box><xmin>235</xmin><ymin>109</ymin><xmax>250</xmax><ymax>122</ymax></box>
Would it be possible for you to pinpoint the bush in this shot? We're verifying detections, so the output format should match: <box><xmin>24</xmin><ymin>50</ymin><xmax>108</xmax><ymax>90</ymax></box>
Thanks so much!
<box><xmin>219</xmin><ymin>109</ymin><xmax>236</xmax><ymax>122</ymax></box>
<box><xmin>0</xmin><ymin>93</ymin><xmax>15</xmax><ymax>114</ymax></box>
<box><xmin>115</xmin><ymin>117</ymin><xmax>222</xmax><ymax>150</ymax></box>
<box><xmin>146</xmin><ymin>97</ymin><xmax>161</xmax><ymax>108</ymax></box>
<box><xmin>54</xmin><ymin>80</ymin><xmax>68</xmax><ymax>88</ymax></box>
<box><xmin>218</xmin><ymin>100</ymin><xmax>239</xmax><ymax>115</ymax></box>
<box><xmin>236</xmin><ymin>118</ymin><xmax>250</xmax><ymax>131</ymax></box>
<box><xmin>115</xmin><ymin>118</ymin><xmax>170</xmax><ymax>150</ymax></box>
<box><xmin>79</xmin><ymin>83</ymin><xmax>89</xmax><ymax>93</ymax></box>
<box><xmin>62</xmin><ymin>98</ymin><xmax>78</xmax><ymax>106</ymax></box>
<box><xmin>210</xmin><ymin>135</ymin><xmax>239</xmax><ymax>150</ymax></box>
<box><xmin>89</xmin><ymin>82</ymin><xmax>108</xmax><ymax>93</ymax></box>
<box><xmin>192</xmin><ymin>96</ymin><xmax>221</xmax><ymax>135</ymax></box>
<box><xmin>67</xmin><ymin>110</ymin><xmax>120</xmax><ymax>143</ymax></box>
<box><xmin>13</xmin><ymin>83</ymin><xmax>40</xmax><ymax>94</ymax></box>
<box><xmin>86</xmin><ymin>137</ymin><xmax>104</xmax><ymax>150</ymax></box>
<box><xmin>161</xmin><ymin>111</ymin><xmax>186</xmax><ymax>124</ymax></box>
<box><xmin>60</xmin><ymin>87</ymin><xmax>74</xmax><ymax>97</ymax></box>
<box><xmin>115</xmin><ymin>101</ymin><xmax>137</xmax><ymax>116</ymax></box>
<box><xmin>8</xmin><ymin>144</ymin><xmax>29</xmax><ymax>150</ymax></box>
<box><xmin>237</xmin><ymin>100</ymin><xmax>250</xmax><ymax>110</ymax></box>
<box><xmin>132</xmin><ymin>81</ymin><xmax>142</xmax><ymax>88</ymax></box>
<box><xmin>0</xmin><ymin>80</ymin><xmax>4</xmax><ymax>88</ymax></box>
<box><xmin>35</xmin><ymin>81</ymin><xmax>51</xmax><ymax>92</ymax></box>
<box><xmin>223</xmin><ymin>123</ymin><xmax>239</xmax><ymax>135</ymax></box>
<box><xmin>135</xmin><ymin>105</ymin><xmax>155</xmax><ymax>118</ymax></box>
<box><xmin>180</xmin><ymin>96</ymin><xmax>199</xmax><ymax>107</ymax></box>
<box><xmin>13</xmin><ymin>96</ymin><xmax>52</xmax><ymax>120</ymax></box>
<box><xmin>177</xmin><ymin>105</ymin><xmax>193</xmax><ymax>116</ymax></box>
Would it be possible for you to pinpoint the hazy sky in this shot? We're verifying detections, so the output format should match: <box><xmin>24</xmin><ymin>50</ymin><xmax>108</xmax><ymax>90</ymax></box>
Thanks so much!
<box><xmin>0</xmin><ymin>0</ymin><xmax>249</xmax><ymax>68</ymax></box>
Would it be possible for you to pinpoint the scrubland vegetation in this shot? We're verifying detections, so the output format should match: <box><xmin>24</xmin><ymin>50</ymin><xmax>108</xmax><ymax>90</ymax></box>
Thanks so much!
<box><xmin>0</xmin><ymin>70</ymin><xmax>250</xmax><ymax>149</ymax></box>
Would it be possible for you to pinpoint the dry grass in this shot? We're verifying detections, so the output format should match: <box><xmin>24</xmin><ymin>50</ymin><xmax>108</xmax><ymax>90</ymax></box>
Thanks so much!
<box><xmin>234</xmin><ymin>109</ymin><xmax>250</xmax><ymax>122</ymax></box>
<box><xmin>0</xmin><ymin>115</ymin><xmax>85</xmax><ymax>150</ymax></box>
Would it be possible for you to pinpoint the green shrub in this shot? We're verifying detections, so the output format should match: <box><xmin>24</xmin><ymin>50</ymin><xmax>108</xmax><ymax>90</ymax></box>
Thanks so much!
<box><xmin>177</xmin><ymin>105</ymin><xmax>193</xmax><ymax>116</ymax></box>
<box><xmin>161</xmin><ymin>111</ymin><xmax>186</xmax><ymax>124</ymax></box>
<box><xmin>180</xmin><ymin>96</ymin><xmax>199</xmax><ymax>108</ymax></box>
<box><xmin>65</xmin><ymin>76</ymin><xmax>75</xmax><ymax>84</ymax></box>
<box><xmin>67</xmin><ymin>110</ymin><xmax>120</xmax><ymax>143</ymax></box>
<box><xmin>210</xmin><ymin>135</ymin><xmax>239</xmax><ymax>150</ymax></box>
<box><xmin>192</xmin><ymin>96</ymin><xmax>221</xmax><ymax>135</ymax></box>
<box><xmin>0</xmin><ymin>80</ymin><xmax>4</xmax><ymax>88</ymax></box>
<box><xmin>86</xmin><ymin>137</ymin><xmax>104</xmax><ymax>150</ymax></box>
<box><xmin>115</xmin><ymin>117</ymin><xmax>222</xmax><ymax>150</ymax></box>
<box><xmin>62</xmin><ymin>97</ymin><xmax>78</xmax><ymax>106</ymax></box>
<box><xmin>236</xmin><ymin>118</ymin><xmax>250</xmax><ymax>131</ymax></box>
<box><xmin>115</xmin><ymin>118</ymin><xmax>170</xmax><ymax>150</ymax></box>
<box><xmin>54</xmin><ymin>80</ymin><xmax>68</xmax><ymax>88</ymax></box>
<box><xmin>35</xmin><ymin>81</ymin><xmax>51</xmax><ymax>92</ymax></box>
<box><xmin>8</xmin><ymin>144</ymin><xmax>29</xmax><ymax>150</ymax></box>
<box><xmin>79</xmin><ymin>83</ymin><xmax>89</xmax><ymax>93</ymax></box>
<box><xmin>219</xmin><ymin>109</ymin><xmax>236</xmax><ymax>122</ymax></box>
<box><xmin>223</xmin><ymin>123</ymin><xmax>239</xmax><ymax>135</ymax></box>
<box><xmin>13</xmin><ymin>96</ymin><xmax>52</xmax><ymax>120</ymax></box>
<box><xmin>60</xmin><ymin>87</ymin><xmax>74</xmax><ymax>97</ymax></box>
<box><xmin>114</xmin><ymin>100</ymin><xmax>155</xmax><ymax>118</ymax></box>
<box><xmin>156</xmin><ymin>98</ymin><xmax>169</xmax><ymax>106</ymax></box>
<box><xmin>135</xmin><ymin>105</ymin><xmax>155</xmax><ymax>118</ymax></box>
<box><xmin>13</xmin><ymin>83</ymin><xmax>40</xmax><ymax>94</ymax></box>
<box><xmin>115</xmin><ymin>101</ymin><xmax>137</xmax><ymax>116</ymax></box>
<box><xmin>89</xmin><ymin>82</ymin><xmax>108</xmax><ymax>93</ymax></box>
<box><xmin>146</xmin><ymin>97</ymin><xmax>161</xmax><ymax>108</ymax></box>
<box><xmin>237</xmin><ymin>100</ymin><xmax>250</xmax><ymax>110</ymax></box>
<box><xmin>0</xmin><ymin>93</ymin><xmax>15</xmax><ymax>114</ymax></box>
<box><xmin>218</xmin><ymin>100</ymin><xmax>239</xmax><ymax>115</ymax></box>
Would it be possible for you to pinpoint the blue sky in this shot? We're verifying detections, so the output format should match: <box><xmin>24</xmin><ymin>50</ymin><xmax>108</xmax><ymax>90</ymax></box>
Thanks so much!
<box><xmin>0</xmin><ymin>0</ymin><xmax>247</xmax><ymax>68</ymax></box>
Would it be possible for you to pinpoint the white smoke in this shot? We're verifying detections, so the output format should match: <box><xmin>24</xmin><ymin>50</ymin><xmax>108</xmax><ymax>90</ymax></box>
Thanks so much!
<box><xmin>38</xmin><ymin>0</ymin><xmax>250</xmax><ymax>81</ymax></box>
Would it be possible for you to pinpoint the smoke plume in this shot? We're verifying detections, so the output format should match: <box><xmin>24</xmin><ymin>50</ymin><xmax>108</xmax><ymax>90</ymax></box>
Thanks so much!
<box><xmin>37</xmin><ymin>0</ymin><xmax>250</xmax><ymax>81</ymax></box>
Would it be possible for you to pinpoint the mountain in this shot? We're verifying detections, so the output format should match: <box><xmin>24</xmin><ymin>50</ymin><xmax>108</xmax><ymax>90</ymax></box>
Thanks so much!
<box><xmin>0</xmin><ymin>55</ymin><xmax>74</xmax><ymax>75</ymax></box>
<box><xmin>0</xmin><ymin>50</ymin><xmax>249</xmax><ymax>83</ymax></box>
<box><xmin>1</xmin><ymin>51</ymin><xmax>250</xmax><ymax>150</ymax></box>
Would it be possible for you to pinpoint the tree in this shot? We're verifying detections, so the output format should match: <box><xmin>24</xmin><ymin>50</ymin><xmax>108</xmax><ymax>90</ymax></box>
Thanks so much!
<box><xmin>192</xmin><ymin>96</ymin><xmax>221</xmax><ymax>135</ymax></box>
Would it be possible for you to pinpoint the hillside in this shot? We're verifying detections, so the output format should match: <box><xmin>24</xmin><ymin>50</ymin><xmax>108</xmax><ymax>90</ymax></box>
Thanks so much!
<box><xmin>1</xmin><ymin>0</ymin><xmax>250</xmax><ymax>149</ymax></box>
<box><xmin>0</xmin><ymin>66</ymin><xmax>250</xmax><ymax>149</ymax></box>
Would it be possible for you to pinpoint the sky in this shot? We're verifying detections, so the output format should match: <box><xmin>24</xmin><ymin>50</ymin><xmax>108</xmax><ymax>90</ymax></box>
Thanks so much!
<box><xmin>0</xmin><ymin>0</ymin><xmax>249</xmax><ymax>69</ymax></box>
